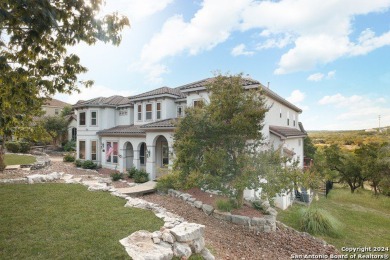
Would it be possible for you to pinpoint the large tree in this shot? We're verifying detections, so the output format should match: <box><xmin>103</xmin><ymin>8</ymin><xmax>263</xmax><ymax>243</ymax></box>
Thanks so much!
<box><xmin>0</xmin><ymin>0</ymin><xmax>129</xmax><ymax>170</ymax></box>
<box><xmin>173</xmin><ymin>74</ymin><xmax>269</xmax><ymax>206</ymax></box>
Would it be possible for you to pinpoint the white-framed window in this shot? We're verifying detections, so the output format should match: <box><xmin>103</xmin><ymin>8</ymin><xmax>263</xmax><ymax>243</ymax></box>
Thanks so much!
<box><xmin>105</xmin><ymin>141</ymin><xmax>118</xmax><ymax>164</ymax></box>
<box><xmin>287</xmin><ymin>111</ymin><xmax>290</xmax><ymax>126</ymax></box>
<box><xmin>55</xmin><ymin>108</ymin><xmax>59</xmax><ymax>115</ymax></box>
<box><xmin>79</xmin><ymin>140</ymin><xmax>85</xmax><ymax>159</ymax></box>
<box><xmin>293</xmin><ymin>114</ymin><xmax>296</xmax><ymax>127</ymax></box>
<box><xmin>156</xmin><ymin>102</ymin><xmax>161</xmax><ymax>120</ymax></box>
<box><xmin>146</xmin><ymin>103</ymin><xmax>152</xmax><ymax>120</ymax></box>
<box><xmin>137</xmin><ymin>105</ymin><xmax>142</xmax><ymax>121</ymax></box>
<box><xmin>79</xmin><ymin>112</ymin><xmax>86</xmax><ymax>126</ymax></box>
<box><xmin>177</xmin><ymin>106</ymin><xmax>183</xmax><ymax>117</ymax></box>
<box><xmin>91</xmin><ymin>111</ymin><xmax>97</xmax><ymax>126</ymax></box>
<box><xmin>140</xmin><ymin>143</ymin><xmax>146</xmax><ymax>165</ymax></box>
<box><xmin>279</xmin><ymin>108</ymin><xmax>282</xmax><ymax>118</ymax></box>
<box><xmin>91</xmin><ymin>140</ymin><xmax>97</xmax><ymax>161</ymax></box>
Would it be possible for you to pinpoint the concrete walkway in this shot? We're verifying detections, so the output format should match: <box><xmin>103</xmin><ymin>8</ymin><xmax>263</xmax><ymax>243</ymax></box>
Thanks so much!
<box><xmin>116</xmin><ymin>181</ymin><xmax>157</xmax><ymax>196</ymax></box>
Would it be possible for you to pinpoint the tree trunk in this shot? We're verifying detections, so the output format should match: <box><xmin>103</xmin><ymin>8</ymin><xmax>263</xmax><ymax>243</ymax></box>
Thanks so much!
<box><xmin>0</xmin><ymin>135</ymin><xmax>6</xmax><ymax>171</ymax></box>
<box><xmin>236</xmin><ymin>188</ymin><xmax>245</xmax><ymax>208</ymax></box>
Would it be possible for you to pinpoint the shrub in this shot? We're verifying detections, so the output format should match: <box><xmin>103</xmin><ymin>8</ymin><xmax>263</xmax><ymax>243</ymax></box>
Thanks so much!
<box><xmin>19</xmin><ymin>142</ymin><xmax>31</xmax><ymax>153</ymax></box>
<box><xmin>74</xmin><ymin>159</ymin><xmax>83</xmax><ymax>167</ymax></box>
<box><xmin>63</xmin><ymin>153</ymin><xmax>75</xmax><ymax>162</ymax></box>
<box><xmin>81</xmin><ymin>160</ymin><xmax>97</xmax><ymax>169</ymax></box>
<box><xmin>5</xmin><ymin>142</ymin><xmax>31</xmax><ymax>153</ymax></box>
<box><xmin>156</xmin><ymin>171</ymin><xmax>180</xmax><ymax>193</ymax></box>
<box><xmin>216</xmin><ymin>199</ymin><xmax>236</xmax><ymax>212</ymax></box>
<box><xmin>299</xmin><ymin>207</ymin><xmax>341</xmax><ymax>237</ymax></box>
<box><xmin>5</xmin><ymin>142</ymin><xmax>21</xmax><ymax>153</ymax></box>
<box><xmin>111</xmin><ymin>172</ymin><xmax>123</xmax><ymax>181</ymax></box>
<box><xmin>134</xmin><ymin>169</ymin><xmax>149</xmax><ymax>183</ymax></box>
<box><xmin>127</xmin><ymin>167</ymin><xmax>138</xmax><ymax>179</ymax></box>
<box><xmin>63</xmin><ymin>140</ymin><xmax>76</xmax><ymax>152</ymax></box>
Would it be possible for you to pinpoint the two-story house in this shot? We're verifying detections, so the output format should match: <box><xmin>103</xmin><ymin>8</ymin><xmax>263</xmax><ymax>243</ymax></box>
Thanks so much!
<box><xmin>73</xmin><ymin>77</ymin><xmax>307</xmax><ymax>209</ymax></box>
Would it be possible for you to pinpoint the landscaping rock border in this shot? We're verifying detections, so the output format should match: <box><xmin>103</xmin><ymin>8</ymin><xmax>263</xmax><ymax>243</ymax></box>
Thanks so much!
<box><xmin>1</xmin><ymin>172</ymin><xmax>214</xmax><ymax>260</ymax></box>
<box><xmin>168</xmin><ymin>189</ymin><xmax>277</xmax><ymax>233</ymax></box>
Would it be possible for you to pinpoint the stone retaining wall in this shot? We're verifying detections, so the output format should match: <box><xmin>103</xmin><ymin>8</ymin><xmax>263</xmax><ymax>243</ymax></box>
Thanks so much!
<box><xmin>168</xmin><ymin>189</ymin><xmax>277</xmax><ymax>233</ymax></box>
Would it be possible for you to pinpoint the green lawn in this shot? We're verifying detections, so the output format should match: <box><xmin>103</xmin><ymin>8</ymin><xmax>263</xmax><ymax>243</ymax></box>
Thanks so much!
<box><xmin>278</xmin><ymin>187</ymin><xmax>390</xmax><ymax>250</ymax></box>
<box><xmin>4</xmin><ymin>154</ymin><xmax>36</xmax><ymax>165</ymax></box>
<box><xmin>0</xmin><ymin>184</ymin><xmax>164</xmax><ymax>259</ymax></box>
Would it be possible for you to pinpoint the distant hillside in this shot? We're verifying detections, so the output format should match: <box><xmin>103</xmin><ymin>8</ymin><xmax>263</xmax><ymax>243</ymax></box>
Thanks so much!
<box><xmin>308</xmin><ymin>126</ymin><xmax>389</xmax><ymax>148</ymax></box>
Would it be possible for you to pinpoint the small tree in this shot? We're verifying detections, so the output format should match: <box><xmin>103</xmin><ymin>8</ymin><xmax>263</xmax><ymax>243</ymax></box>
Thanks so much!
<box><xmin>42</xmin><ymin>116</ymin><xmax>69</xmax><ymax>146</ymax></box>
<box><xmin>304</xmin><ymin>136</ymin><xmax>317</xmax><ymax>160</ymax></box>
<box><xmin>323</xmin><ymin>144</ymin><xmax>365</xmax><ymax>193</ymax></box>
<box><xmin>174</xmin><ymin>73</ymin><xmax>269</xmax><ymax>207</ymax></box>
<box><xmin>61</xmin><ymin>106</ymin><xmax>73</xmax><ymax>117</ymax></box>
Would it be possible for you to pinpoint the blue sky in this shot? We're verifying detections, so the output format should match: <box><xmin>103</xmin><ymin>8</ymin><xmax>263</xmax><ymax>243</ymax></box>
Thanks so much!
<box><xmin>55</xmin><ymin>0</ymin><xmax>390</xmax><ymax>131</ymax></box>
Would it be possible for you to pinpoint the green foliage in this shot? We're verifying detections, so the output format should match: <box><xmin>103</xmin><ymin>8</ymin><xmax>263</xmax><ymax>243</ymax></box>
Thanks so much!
<box><xmin>299</xmin><ymin>207</ymin><xmax>340</xmax><ymax>237</ymax></box>
<box><xmin>127</xmin><ymin>167</ymin><xmax>138</xmax><ymax>178</ymax></box>
<box><xmin>173</xmin><ymin>73</ymin><xmax>268</xmax><ymax>207</ymax></box>
<box><xmin>75</xmin><ymin>159</ymin><xmax>83</xmax><ymax>168</ymax></box>
<box><xmin>304</xmin><ymin>136</ymin><xmax>317</xmax><ymax>159</ymax></box>
<box><xmin>63</xmin><ymin>153</ymin><xmax>75</xmax><ymax>162</ymax></box>
<box><xmin>42</xmin><ymin>116</ymin><xmax>69</xmax><ymax>146</ymax></box>
<box><xmin>0</xmin><ymin>0</ymin><xmax>129</xmax><ymax>169</ymax></box>
<box><xmin>60</xmin><ymin>106</ymin><xmax>73</xmax><ymax>117</ymax></box>
<box><xmin>156</xmin><ymin>171</ymin><xmax>181</xmax><ymax>193</ymax></box>
<box><xmin>111</xmin><ymin>172</ymin><xmax>123</xmax><ymax>181</ymax></box>
<box><xmin>63</xmin><ymin>140</ymin><xmax>76</xmax><ymax>152</ymax></box>
<box><xmin>134</xmin><ymin>169</ymin><xmax>149</xmax><ymax>183</ymax></box>
<box><xmin>5</xmin><ymin>141</ymin><xmax>30</xmax><ymax>153</ymax></box>
<box><xmin>216</xmin><ymin>199</ymin><xmax>237</xmax><ymax>212</ymax></box>
<box><xmin>81</xmin><ymin>160</ymin><xmax>97</xmax><ymax>169</ymax></box>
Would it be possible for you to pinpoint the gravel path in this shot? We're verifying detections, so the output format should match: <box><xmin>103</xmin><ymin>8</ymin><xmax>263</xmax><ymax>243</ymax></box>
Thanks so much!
<box><xmin>1</xmin><ymin>157</ymin><xmax>339</xmax><ymax>259</ymax></box>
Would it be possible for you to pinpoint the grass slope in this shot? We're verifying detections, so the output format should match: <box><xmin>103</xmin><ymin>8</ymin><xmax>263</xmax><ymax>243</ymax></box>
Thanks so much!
<box><xmin>0</xmin><ymin>184</ymin><xmax>164</xmax><ymax>259</ymax></box>
<box><xmin>278</xmin><ymin>187</ymin><xmax>390</xmax><ymax>250</ymax></box>
<box><xmin>4</xmin><ymin>154</ymin><xmax>36</xmax><ymax>165</ymax></box>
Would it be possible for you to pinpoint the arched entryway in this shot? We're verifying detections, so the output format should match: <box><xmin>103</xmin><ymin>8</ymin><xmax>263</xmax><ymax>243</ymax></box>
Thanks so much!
<box><xmin>154</xmin><ymin>135</ymin><xmax>169</xmax><ymax>179</ymax></box>
<box><xmin>124</xmin><ymin>142</ymin><xmax>134</xmax><ymax>170</ymax></box>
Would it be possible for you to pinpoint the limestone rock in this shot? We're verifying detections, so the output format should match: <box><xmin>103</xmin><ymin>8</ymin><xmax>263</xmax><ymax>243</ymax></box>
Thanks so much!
<box><xmin>200</xmin><ymin>248</ymin><xmax>215</xmax><ymax>260</ymax></box>
<box><xmin>190</xmin><ymin>237</ymin><xmax>205</xmax><ymax>253</ymax></box>
<box><xmin>119</xmin><ymin>230</ymin><xmax>173</xmax><ymax>260</ymax></box>
<box><xmin>231</xmin><ymin>215</ymin><xmax>250</xmax><ymax>226</ymax></box>
<box><xmin>212</xmin><ymin>210</ymin><xmax>232</xmax><ymax>222</ymax></box>
<box><xmin>161</xmin><ymin>231</ymin><xmax>175</xmax><ymax>244</ymax></box>
<box><xmin>194</xmin><ymin>200</ymin><xmax>203</xmax><ymax>209</ymax></box>
<box><xmin>170</xmin><ymin>222</ymin><xmax>205</xmax><ymax>242</ymax></box>
<box><xmin>202</xmin><ymin>204</ymin><xmax>214</xmax><ymax>215</ymax></box>
<box><xmin>173</xmin><ymin>242</ymin><xmax>192</xmax><ymax>258</ymax></box>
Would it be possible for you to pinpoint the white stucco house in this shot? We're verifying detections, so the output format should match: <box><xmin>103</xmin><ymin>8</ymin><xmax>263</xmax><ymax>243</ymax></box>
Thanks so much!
<box><xmin>73</xmin><ymin>77</ymin><xmax>307</xmax><ymax>209</ymax></box>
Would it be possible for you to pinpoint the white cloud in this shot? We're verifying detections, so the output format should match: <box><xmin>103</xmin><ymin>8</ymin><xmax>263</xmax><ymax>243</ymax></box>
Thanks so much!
<box><xmin>287</xmin><ymin>89</ymin><xmax>305</xmax><ymax>103</ymax></box>
<box><xmin>135</xmin><ymin>0</ymin><xmax>390</xmax><ymax>81</ymax></box>
<box><xmin>318</xmin><ymin>93</ymin><xmax>363</xmax><ymax>107</ymax></box>
<box><xmin>231</xmin><ymin>44</ymin><xmax>254</xmax><ymax>56</ymax></box>
<box><xmin>124</xmin><ymin>0</ymin><xmax>174</xmax><ymax>22</ymax></box>
<box><xmin>307</xmin><ymin>73</ymin><xmax>324</xmax><ymax>82</ymax></box>
<box><xmin>138</xmin><ymin>0</ymin><xmax>250</xmax><ymax>82</ymax></box>
<box><xmin>54</xmin><ymin>85</ymin><xmax>136</xmax><ymax>105</ymax></box>
<box><xmin>327</xmin><ymin>70</ymin><xmax>336</xmax><ymax>79</ymax></box>
<box><xmin>307</xmin><ymin>70</ymin><xmax>336</xmax><ymax>81</ymax></box>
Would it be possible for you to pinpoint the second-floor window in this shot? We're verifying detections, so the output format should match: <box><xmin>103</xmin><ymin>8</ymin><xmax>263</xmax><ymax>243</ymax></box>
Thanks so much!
<box><xmin>138</xmin><ymin>105</ymin><xmax>142</xmax><ymax>121</ymax></box>
<box><xmin>177</xmin><ymin>106</ymin><xmax>183</xmax><ymax>117</ymax></box>
<box><xmin>287</xmin><ymin>111</ymin><xmax>290</xmax><ymax>126</ymax></box>
<box><xmin>156</xmin><ymin>103</ymin><xmax>161</xmax><ymax>120</ymax></box>
<box><xmin>91</xmin><ymin>111</ymin><xmax>97</xmax><ymax>126</ymax></box>
<box><xmin>79</xmin><ymin>112</ymin><xmax>86</xmax><ymax>126</ymax></box>
<box><xmin>146</xmin><ymin>104</ymin><xmax>152</xmax><ymax>120</ymax></box>
<box><xmin>55</xmin><ymin>108</ymin><xmax>59</xmax><ymax>115</ymax></box>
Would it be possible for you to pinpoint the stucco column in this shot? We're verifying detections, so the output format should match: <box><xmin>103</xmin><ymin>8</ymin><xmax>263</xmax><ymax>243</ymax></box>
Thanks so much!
<box><xmin>133</xmin><ymin>149</ymin><xmax>140</xmax><ymax>170</ymax></box>
<box><xmin>146</xmin><ymin>145</ymin><xmax>156</xmax><ymax>180</ymax></box>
